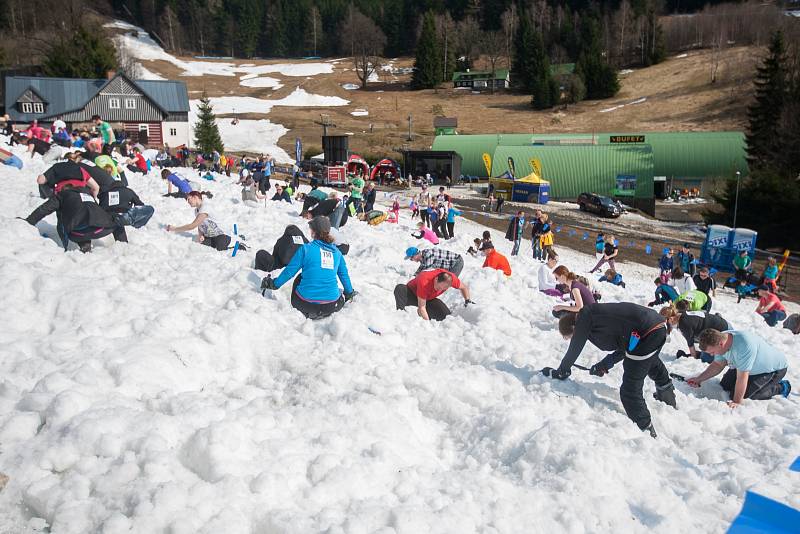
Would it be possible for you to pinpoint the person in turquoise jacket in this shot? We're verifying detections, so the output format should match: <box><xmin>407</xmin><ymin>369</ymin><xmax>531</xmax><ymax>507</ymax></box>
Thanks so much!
<box><xmin>261</xmin><ymin>216</ymin><xmax>356</xmax><ymax>319</ymax></box>
<box><xmin>446</xmin><ymin>207</ymin><xmax>462</xmax><ymax>239</ymax></box>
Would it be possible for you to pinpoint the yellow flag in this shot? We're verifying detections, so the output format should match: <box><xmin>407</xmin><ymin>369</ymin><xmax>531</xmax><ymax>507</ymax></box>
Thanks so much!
<box><xmin>482</xmin><ymin>153</ymin><xmax>492</xmax><ymax>176</ymax></box>
<box><xmin>529</xmin><ymin>158</ymin><xmax>542</xmax><ymax>178</ymax></box>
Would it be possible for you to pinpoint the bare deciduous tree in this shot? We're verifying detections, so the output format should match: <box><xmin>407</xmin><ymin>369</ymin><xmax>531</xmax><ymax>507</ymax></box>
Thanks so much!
<box><xmin>342</xmin><ymin>9</ymin><xmax>387</xmax><ymax>89</ymax></box>
<box><xmin>481</xmin><ymin>30</ymin><xmax>506</xmax><ymax>94</ymax></box>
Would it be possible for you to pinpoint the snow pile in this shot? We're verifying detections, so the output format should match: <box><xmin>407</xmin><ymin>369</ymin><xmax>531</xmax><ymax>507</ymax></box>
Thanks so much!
<box><xmin>239</xmin><ymin>77</ymin><xmax>283</xmax><ymax>90</ymax></box>
<box><xmin>187</xmin><ymin>90</ymin><xmax>348</xmax><ymax>158</ymax></box>
<box><xmin>341</xmin><ymin>83</ymin><xmax>360</xmax><ymax>90</ymax></box>
<box><xmin>351</xmin><ymin>109</ymin><xmax>369</xmax><ymax>117</ymax></box>
<box><xmin>0</xmin><ymin>147</ymin><xmax>798</xmax><ymax>532</ymax></box>
<box><xmin>106</xmin><ymin>21</ymin><xmax>333</xmax><ymax>78</ymax></box>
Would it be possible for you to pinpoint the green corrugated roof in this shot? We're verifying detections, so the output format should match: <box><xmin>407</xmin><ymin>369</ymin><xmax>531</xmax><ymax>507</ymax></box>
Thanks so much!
<box><xmin>432</xmin><ymin>131</ymin><xmax>748</xmax><ymax>179</ymax></box>
<box><xmin>491</xmin><ymin>145</ymin><xmax>655</xmax><ymax>199</ymax></box>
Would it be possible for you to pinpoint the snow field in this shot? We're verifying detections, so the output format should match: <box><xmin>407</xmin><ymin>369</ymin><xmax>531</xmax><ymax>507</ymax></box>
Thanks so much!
<box><xmin>0</xmin><ymin>148</ymin><xmax>798</xmax><ymax>533</ymax></box>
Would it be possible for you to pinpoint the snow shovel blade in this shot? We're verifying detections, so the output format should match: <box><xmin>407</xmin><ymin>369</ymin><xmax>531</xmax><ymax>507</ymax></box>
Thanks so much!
<box><xmin>669</xmin><ymin>372</ymin><xmax>686</xmax><ymax>382</ymax></box>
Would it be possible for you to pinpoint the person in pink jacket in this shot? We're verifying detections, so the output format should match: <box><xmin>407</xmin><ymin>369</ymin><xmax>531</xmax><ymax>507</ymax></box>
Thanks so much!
<box><xmin>412</xmin><ymin>221</ymin><xmax>439</xmax><ymax>245</ymax></box>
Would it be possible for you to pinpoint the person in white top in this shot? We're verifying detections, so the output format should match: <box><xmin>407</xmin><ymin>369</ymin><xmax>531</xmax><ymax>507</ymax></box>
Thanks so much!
<box><xmin>670</xmin><ymin>267</ymin><xmax>696</xmax><ymax>294</ymax></box>
<box><xmin>538</xmin><ymin>254</ymin><xmax>561</xmax><ymax>296</ymax></box>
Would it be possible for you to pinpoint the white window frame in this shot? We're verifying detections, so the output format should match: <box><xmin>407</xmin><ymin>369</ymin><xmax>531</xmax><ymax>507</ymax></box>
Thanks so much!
<box><xmin>32</xmin><ymin>102</ymin><xmax>44</xmax><ymax>113</ymax></box>
<box><xmin>169</xmin><ymin>128</ymin><xmax>177</xmax><ymax>136</ymax></box>
<box><xmin>124</xmin><ymin>98</ymin><xmax>136</xmax><ymax>109</ymax></box>
<box><xmin>20</xmin><ymin>102</ymin><xmax>32</xmax><ymax>113</ymax></box>
<box><xmin>109</xmin><ymin>97</ymin><xmax>120</xmax><ymax>109</ymax></box>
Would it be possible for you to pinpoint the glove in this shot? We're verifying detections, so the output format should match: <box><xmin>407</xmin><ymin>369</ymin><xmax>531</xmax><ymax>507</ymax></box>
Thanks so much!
<box><xmin>464</xmin><ymin>299</ymin><xmax>475</xmax><ymax>307</ymax></box>
<box><xmin>675</xmin><ymin>350</ymin><xmax>689</xmax><ymax>359</ymax></box>
<box><xmin>589</xmin><ymin>363</ymin><xmax>608</xmax><ymax>377</ymax></box>
<box><xmin>260</xmin><ymin>276</ymin><xmax>277</xmax><ymax>295</ymax></box>
<box><xmin>541</xmin><ymin>367</ymin><xmax>570</xmax><ymax>380</ymax></box>
<box><xmin>344</xmin><ymin>290</ymin><xmax>358</xmax><ymax>302</ymax></box>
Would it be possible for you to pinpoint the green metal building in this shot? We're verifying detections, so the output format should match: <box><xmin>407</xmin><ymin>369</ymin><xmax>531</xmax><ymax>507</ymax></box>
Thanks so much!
<box><xmin>490</xmin><ymin>144</ymin><xmax>655</xmax><ymax>201</ymax></box>
<box><xmin>431</xmin><ymin>131</ymin><xmax>748</xmax><ymax>183</ymax></box>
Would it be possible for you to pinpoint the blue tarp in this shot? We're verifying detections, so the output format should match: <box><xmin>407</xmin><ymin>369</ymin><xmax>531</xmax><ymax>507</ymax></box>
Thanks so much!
<box><xmin>728</xmin><ymin>491</ymin><xmax>800</xmax><ymax>533</ymax></box>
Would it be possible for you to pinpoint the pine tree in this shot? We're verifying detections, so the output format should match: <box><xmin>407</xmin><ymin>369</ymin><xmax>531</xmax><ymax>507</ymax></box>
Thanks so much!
<box><xmin>511</xmin><ymin>12</ymin><xmax>534</xmax><ymax>93</ymax></box>
<box><xmin>530</xmin><ymin>31</ymin><xmax>558</xmax><ymax>109</ymax></box>
<box><xmin>412</xmin><ymin>12</ymin><xmax>442</xmax><ymax>89</ymax></box>
<box><xmin>576</xmin><ymin>17</ymin><xmax>619</xmax><ymax>99</ymax></box>
<box><xmin>745</xmin><ymin>31</ymin><xmax>788</xmax><ymax>169</ymax></box>
<box><xmin>44</xmin><ymin>27</ymin><xmax>118</xmax><ymax>79</ymax></box>
<box><xmin>193</xmin><ymin>95</ymin><xmax>224</xmax><ymax>154</ymax></box>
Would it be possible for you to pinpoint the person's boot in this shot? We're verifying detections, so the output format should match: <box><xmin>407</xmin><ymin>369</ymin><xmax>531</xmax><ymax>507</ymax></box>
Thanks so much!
<box><xmin>644</xmin><ymin>423</ymin><xmax>657</xmax><ymax>438</ymax></box>
<box><xmin>653</xmin><ymin>384</ymin><xmax>677</xmax><ymax>409</ymax></box>
<box><xmin>79</xmin><ymin>241</ymin><xmax>92</xmax><ymax>254</ymax></box>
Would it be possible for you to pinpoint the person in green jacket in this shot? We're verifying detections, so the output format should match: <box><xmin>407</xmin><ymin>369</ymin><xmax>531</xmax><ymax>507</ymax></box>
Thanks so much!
<box><xmin>92</xmin><ymin>115</ymin><xmax>116</xmax><ymax>146</ymax></box>
<box><xmin>348</xmin><ymin>174</ymin><xmax>365</xmax><ymax>213</ymax></box>
<box><xmin>732</xmin><ymin>249</ymin><xmax>752</xmax><ymax>280</ymax></box>
<box><xmin>675</xmin><ymin>289</ymin><xmax>709</xmax><ymax>312</ymax></box>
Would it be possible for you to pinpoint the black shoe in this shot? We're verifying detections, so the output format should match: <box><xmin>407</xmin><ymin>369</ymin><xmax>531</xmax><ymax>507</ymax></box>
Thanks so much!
<box><xmin>644</xmin><ymin>424</ymin><xmax>657</xmax><ymax>438</ymax></box>
<box><xmin>653</xmin><ymin>385</ymin><xmax>677</xmax><ymax>409</ymax></box>
<box><xmin>79</xmin><ymin>242</ymin><xmax>92</xmax><ymax>253</ymax></box>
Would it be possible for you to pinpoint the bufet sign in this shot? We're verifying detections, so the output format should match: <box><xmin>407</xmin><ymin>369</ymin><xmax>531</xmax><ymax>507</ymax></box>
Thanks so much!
<box><xmin>610</xmin><ymin>135</ymin><xmax>645</xmax><ymax>143</ymax></box>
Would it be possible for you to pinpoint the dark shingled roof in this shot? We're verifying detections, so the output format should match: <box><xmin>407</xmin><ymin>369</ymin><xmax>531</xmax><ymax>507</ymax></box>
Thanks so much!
<box><xmin>4</xmin><ymin>74</ymin><xmax>188</xmax><ymax>122</ymax></box>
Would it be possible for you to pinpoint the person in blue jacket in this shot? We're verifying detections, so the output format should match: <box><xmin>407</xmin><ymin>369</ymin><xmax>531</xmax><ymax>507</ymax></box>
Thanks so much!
<box><xmin>648</xmin><ymin>277</ymin><xmax>678</xmax><ymax>307</ymax></box>
<box><xmin>161</xmin><ymin>169</ymin><xmax>197</xmax><ymax>198</ymax></box>
<box><xmin>260</xmin><ymin>216</ymin><xmax>356</xmax><ymax>319</ymax></box>
<box><xmin>446</xmin><ymin>206</ymin><xmax>462</xmax><ymax>239</ymax></box>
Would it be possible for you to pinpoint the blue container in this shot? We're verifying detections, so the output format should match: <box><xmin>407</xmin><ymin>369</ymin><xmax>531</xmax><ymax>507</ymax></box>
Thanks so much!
<box><xmin>511</xmin><ymin>182</ymin><xmax>549</xmax><ymax>204</ymax></box>
<box><xmin>700</xmin><ymin>224</ymin><xmax>757</xmax><ymax>271</ymax></box>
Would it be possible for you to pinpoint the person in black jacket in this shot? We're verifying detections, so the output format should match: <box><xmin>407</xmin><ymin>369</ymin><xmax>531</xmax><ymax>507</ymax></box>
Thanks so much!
<box><xmin>270</xmin><ymin>184</ymin><xmax>292</xmax><ymax>203</ymax></box>
<box><xmin>692</xmin><ymin>266</ymin><xmax>716</xmax><ymax>310</ymax></box>
<box><xmin>25</xmin><ymin>158</ymin><xmax>101</xmax><ymax>225</ymax></box>
<box><xmin>363</xmin><ymin>182</ymin><xmax>377</xmax><ymax>212</ymax></box>
<box><xmin>53</xmin><ymin>186</ymin><xmax>125</xmax><ymax>252</ymax></box>
<box><xmin>660</xmin><ymin>304</ymin><xmax>729</xmax><ymax>363</ymax></box>
<box><xmin>254</xmin><ymin>225</ymin><xmax>309</xmax><ymax>272</ymax></box>
<box><xmin>541</xmin><ymin>302</ymin><xmax>676</xmax><ymax>437</ymax></box>
<box><xmin>98</xmin><ymin>182</ymin><xmax>155</xmax><ymax>242</ymax></box>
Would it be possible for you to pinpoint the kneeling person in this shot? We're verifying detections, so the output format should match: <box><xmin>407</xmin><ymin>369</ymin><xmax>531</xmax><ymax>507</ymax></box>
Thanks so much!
<box><xmin>394</xmin><ymin>269</ymin><xmax>472</xmax><ymax>321</ymax></box>
<box><xmin>687</xmin><ymin>329</ymin><xmax>791</xmax><ymax>406</ymax></box>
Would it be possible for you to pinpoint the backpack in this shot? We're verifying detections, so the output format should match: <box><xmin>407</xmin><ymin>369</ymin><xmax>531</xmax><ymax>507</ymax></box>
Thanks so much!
<box><xmin>784</xmin><ymin>313</ymin><xmax>800</xmax><ymax>335</ymax></box>
<box><xmin>54</xmin><ymin>167</ymin><xmax>92</xmax><ymax>194</ymax></box>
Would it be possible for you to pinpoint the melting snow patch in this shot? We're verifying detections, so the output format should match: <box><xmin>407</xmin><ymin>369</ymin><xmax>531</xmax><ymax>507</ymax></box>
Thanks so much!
<box><xmin>342</xmin><ymin>83</ymin><xmax>359</xmax><ymax>90</ymax></box>
<box><xmin>239</xmin><ymin>77</ymin><xmax>283</xmax><ymax>89</ymax></box>
<box><xmin>675</xmin><ymin>53</ymin><xmax>689</xmax><ymax>58</ymax></box>
<box><xmin>351</xmin><ymin>109</ymin><xmax>369</xmax><ymax>117</ymax></box>
<box><xmin>620</xmin><ymin>69</ymin><xmax>634</xmax><ymax>75</ymax></box>
<box><xmin>106</xmin><ymin>21</ymin><xmax>333</xmax><ymax>78</ymax></box>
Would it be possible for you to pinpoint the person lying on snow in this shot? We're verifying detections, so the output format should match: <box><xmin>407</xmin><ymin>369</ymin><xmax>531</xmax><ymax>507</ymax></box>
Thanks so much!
<box><xmin>542</xmin><ymin>303</ymin><xmax>677</xmax><ymax>438</ymax></box>
<box><xmin>687</xmin><ymin>329</ymin><xmax>791</xmax><ymax>406</ymax></box>
<box><xmin>261</xmin><ymin>216</ymin><xmax>356</xmax><ymax>320</ymax></box>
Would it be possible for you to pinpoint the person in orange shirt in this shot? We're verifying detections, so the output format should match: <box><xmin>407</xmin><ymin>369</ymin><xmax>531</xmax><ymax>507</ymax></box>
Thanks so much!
<box><xmin>481</xmin><ymin>242</ymin><xmax>511</xmax><ymax>276</ymax></box>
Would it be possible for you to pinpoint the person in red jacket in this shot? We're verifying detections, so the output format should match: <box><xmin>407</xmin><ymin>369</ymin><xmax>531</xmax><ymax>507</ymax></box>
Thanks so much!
<box><xmin>393</xmin><ymin>269</ymin><xmax>472</xmax><ymax>321</ymax></box>
<box><xmin>481</xmin><ymin>242</ymin><xmax>511</xmax><ymax>276</ymax></box>
<box><xmin>127</xmin><ymin>148</ymin><xmax>149</xmax><ymax>174</ymax></box>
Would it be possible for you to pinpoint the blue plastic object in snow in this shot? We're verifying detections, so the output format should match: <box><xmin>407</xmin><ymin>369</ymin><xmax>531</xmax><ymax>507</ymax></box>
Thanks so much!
<box><xmin>556</xmin><ymin>226</ymin><xmax>562</xmax><ymax>233</ymax></box>
<box><xmin>727</xmin><ymin>491</ymin><xmax>800</xmax><ymax>534</ymax></box>
<box><xmin>645</xmin><ymin>245</ymin><xmax>652</xmax><ymax>255</ymax></box>
<box><xmin>582</xmin><ymin>232</ymin><xmax>588</xmax><ymax>240</ymax></box>
<box><xmin>790</xmin><ymin>457</ymin><xmax>800</xmax><ymax>473</ymax></box>
<box><xmin>663</xmin><ymin>247</ymin><xmax>671</xmax><ymax>255</ymax></box>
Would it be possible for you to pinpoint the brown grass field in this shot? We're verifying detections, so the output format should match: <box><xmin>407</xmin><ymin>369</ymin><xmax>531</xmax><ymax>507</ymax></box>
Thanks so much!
<box><xmin>138</xmin><ymin>44</ymin><xmax>760</xmax><ymax>159</ymax></box>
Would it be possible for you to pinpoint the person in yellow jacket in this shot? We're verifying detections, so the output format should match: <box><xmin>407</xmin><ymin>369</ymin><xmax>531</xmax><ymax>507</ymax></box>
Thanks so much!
<box><xmin>539</xmin><ymin>214</ymin><xmax>556</xmax><ymax>259</ymax></box>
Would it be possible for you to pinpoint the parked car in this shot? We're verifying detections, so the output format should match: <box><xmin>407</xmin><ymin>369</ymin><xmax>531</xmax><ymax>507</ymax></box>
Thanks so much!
<box><xmin>298</xmin><ymin>159</ymin><xmax>324</xmax><ymax>175</ymax></box>
<box><xmin>577</xmin><ymin>192</ymin><xmax>623</xmax><ymax>218</ymax></box>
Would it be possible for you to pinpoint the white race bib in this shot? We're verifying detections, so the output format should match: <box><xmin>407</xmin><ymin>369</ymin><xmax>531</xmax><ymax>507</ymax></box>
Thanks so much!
<box><xmin>292</xmin><ymin>235</ymin><xmax>304</xmax><ymax>245</ymax></box>
<box><xmin>320</xmin><ymin>249</ymin><xmax>334</xmax><ymax>270</ymax></box>
<box><xmin>80</xmin><ymin>193</ymin><xmax>95</xmax><ymax>203</ymax></box>
<box><xmin>108</xmin><ymin>191</ymin><xmax>120</xmax><ymax>206</ymax></box>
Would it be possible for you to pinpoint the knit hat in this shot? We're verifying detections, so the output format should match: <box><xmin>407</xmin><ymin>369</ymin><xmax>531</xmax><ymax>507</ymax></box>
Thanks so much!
<box><xmin>405</xmin><ymin>246</ymin><xmax>419</xmax><ymax>259</ymax></box>
<box><xmin>308</xmin><ymin>216</ymin><xmax>331</xmax><ymax>236</ymax></box>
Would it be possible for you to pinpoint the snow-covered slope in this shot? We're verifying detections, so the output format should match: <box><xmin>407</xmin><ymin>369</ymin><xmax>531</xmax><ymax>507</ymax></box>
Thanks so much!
<box><xmin>0</xmin><ymin>149</ymin><xmax>798</xmax><ymax>533</ymax></box>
